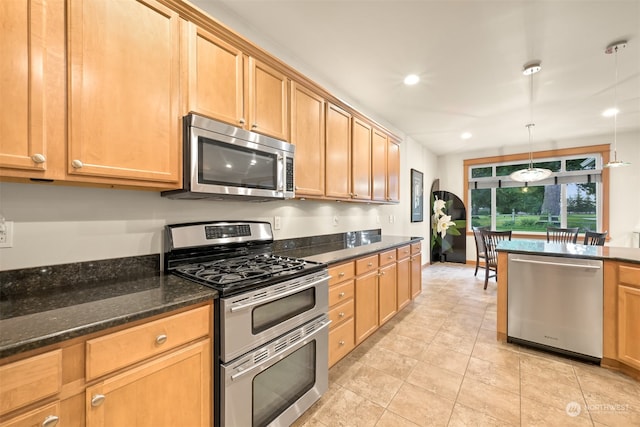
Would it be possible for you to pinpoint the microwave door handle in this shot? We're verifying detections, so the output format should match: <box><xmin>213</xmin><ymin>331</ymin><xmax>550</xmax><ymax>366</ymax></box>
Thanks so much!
<box><xmin>277</xmin><ymin>155</ymin><xmax>284</xmax><ymax>191</ymax></box>
<box><xmin>230</xmin><ymin>319</ymin><xmax>331</xmax><ymax>381</ymax></box>
<box><xmin>229</xmin><ymin>276</ymin><xmax>330</xmax><ymax>313</ymax></box>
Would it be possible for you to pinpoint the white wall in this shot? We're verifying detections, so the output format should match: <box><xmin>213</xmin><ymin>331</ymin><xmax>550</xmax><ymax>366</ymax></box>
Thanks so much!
<box><xmin>0</xmin><ymin>136</ymin><xmax>436</xmax><ymax>271</ymax></box>
<box><xmin>435</xmin><ymin>131</ymin><xmax>640</xmax><ymax>261</ymax></box>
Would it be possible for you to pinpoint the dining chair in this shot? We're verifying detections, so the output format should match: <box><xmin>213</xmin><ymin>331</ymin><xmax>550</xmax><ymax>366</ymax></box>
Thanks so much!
<box><xmin>546</xmin><ymin>226</ymin><xmax>579</xmax><ymax>244</ymax></box>
<box><xmin>583</xmin><ymin>230</ymin><xmax>607</xmax><ymax>246</ymax></box>
<box><xmin>480</xmin><ymin>229</ymin><xmax>512</xmax><ymax>290</ymax></box>
<box><xmin>472</xmin><ymin>226</ymin><xmax>489</xmax><ymax>277</ymax></box>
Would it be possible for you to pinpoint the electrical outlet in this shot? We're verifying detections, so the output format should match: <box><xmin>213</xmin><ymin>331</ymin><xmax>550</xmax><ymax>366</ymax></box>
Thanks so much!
<box><xmin>274</xmin><ymin>216</ymin><xmax>281</xmax><ymax>230</ymax></box>
<box><xmin>332</xmin><ymin>216</ymin><xmax>339</xmax><ymax>226</ymax></box>
<box><xmin>0</xmin><ymin>221</ymin><xmax>14</xmax><ymax>248</ymax></box>
<box><xmin>388</xmin><ymin>215</ymin><xmax>394</xmax><ymax>224</ymax></box>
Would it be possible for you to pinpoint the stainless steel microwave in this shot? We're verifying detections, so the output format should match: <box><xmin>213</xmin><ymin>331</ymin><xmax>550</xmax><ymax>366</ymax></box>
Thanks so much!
<box><xmin>162</xmin><ymin>114</ymin><xmax>295</xmax><ymax>201</ymax></box>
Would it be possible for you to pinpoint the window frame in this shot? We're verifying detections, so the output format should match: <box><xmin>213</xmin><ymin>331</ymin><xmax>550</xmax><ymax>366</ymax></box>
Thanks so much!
<box><xmin>463</xmin><ymin>144</ymin><xmax>610</xmax><ymax>239</ymax></box>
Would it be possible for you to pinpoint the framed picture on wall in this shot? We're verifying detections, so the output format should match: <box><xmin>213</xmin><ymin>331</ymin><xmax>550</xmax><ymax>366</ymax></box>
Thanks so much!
<box><xmin>411</xmin><ymin>169</ymin><xmax>423</xmax><ymax>222</ymax></box>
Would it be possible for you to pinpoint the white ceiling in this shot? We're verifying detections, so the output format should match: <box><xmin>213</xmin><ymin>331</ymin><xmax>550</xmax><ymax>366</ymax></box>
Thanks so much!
<box><xmin>190</xmin><ymin>0</ymin><xmax>640</xmax><ymax>156</ymax></box>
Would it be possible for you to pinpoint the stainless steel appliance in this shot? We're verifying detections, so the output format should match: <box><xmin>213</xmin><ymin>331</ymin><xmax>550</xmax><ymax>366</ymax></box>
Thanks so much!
<box><xmin>162</xmin><ymin>114</ymin><xmax>295</xmax><ymax>201</ymax></box>
<box><xmin>507</xmin><ymin>253</ymin><xmax>603</xmax><ymax>362</ymax></box>
<box><xmin>164</xmin><ymin>221</ymin><xmax>329</xmax><ymax>427</ymax></box>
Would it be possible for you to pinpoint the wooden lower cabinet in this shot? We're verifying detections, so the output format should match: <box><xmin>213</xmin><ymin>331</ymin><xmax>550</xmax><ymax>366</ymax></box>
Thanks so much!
<box><xmin>329</xmin><ymin>319</ymin><xmax>355</xmax><ymax>368</ymax></box>
<box><xmin>0</xmin><ymin>303</ymin><xmax>212</xmax><ymax>427</ymax></box>
<box><xmin>396</xmin><ymin>256</ymin><xmax>411</xmax><ymax>310</ymax></box>
<box><xmin>617</xmin><ymin>263</ymin><xmax>640</xmax><ymax>371</ymax></box>
<box><xmin>327</xmin><ymin>262</ymin><xmax>356</xmax><ymax>367</ymax></box>
<box><xmin>378</xmin><ymin>262</ymin><xmax>397</xmax><ymax>324</ymax></box>
<box><xmin>86</xmin><ymin>340</ymin><xmax>210</xmax><ymax>427</ymax></box>
<box><xmin>410</xmin><ymin>254</ymin><xmax>422</xmax><ymax>298</ymax></box>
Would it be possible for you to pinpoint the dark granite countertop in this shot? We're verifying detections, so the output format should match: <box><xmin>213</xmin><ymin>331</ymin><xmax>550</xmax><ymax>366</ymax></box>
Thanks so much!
<box><xmin>496</xmin><ymin>239</ymin><xmax>640</xmax><ymax>264</ymax></box>
<box><xmin>0</xmin><ymin>255</ymin><xmax>216</xmax><ymax>359</ymax></box>
<box><xmin>280</xmin><ymin>235</ymin><xmax>424</xmax><ymax>265</ymax></box>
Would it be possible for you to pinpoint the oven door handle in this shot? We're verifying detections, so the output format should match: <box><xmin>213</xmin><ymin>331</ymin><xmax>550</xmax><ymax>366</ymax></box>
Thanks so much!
<box><xmin>229</xmin><ymin>275</ymin><xmax>329</xmax><ymax>312</ymax></box>
<box><xmin>230</xmin><ymin>319</ymin><xmax>331</xmax><ymax>381</ymax></box>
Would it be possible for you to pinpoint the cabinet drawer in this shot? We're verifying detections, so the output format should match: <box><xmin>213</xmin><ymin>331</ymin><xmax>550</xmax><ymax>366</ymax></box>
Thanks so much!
<box><xmin>619</xmin><ymin>265</ymin><xmax>640</xmax><ymax>288</ymax></box>
<box><xmin>356</xmin><ymin>255</ymin><xmax>378</xmax><ymax>275</ymax></box>
<box><xmin>379</xmin><ymin>249</ymin><xmax>396</xmax><ymax>266</ymax></box>
<box><xmin>329</xmin><ymin>280</ymin><xmax>354</xmax><ymax>306</ymax></box>
<box><xmin>329</xmin><ymin>318</ymin><xmax>355</xmax><ymax>367</ymax></box>
<box><xmin>0</xmin><ymin>350</ymin><xmax>62</xmax><ymax>416</ymax></box>
<box><xmin>328</xmin><ymin>262</ymin><xmax>355</xmax><ymax>285</ymax></box>
<box><xmin>0</xmin><ymin>402</ymin><xmax>60</xmax><ymax>427</ymax></box>
<box><xmin>86</xmin><ymin>305</ymin><xmax>210</xmax><ymax>380</ymax></box>
<box><xmin>329</xmin><ymin>299</ymin><xmax>354</xmax><ymax>329</ymax></box>
<box><xmin>397</xmin><ymin>245</ymin><xmax>411</xmax><ymax>260</ymax></box>
<box><xmin>411</xmin><ymin>242</ymin><xmax>422</xmax><ymax>255</ymax></box>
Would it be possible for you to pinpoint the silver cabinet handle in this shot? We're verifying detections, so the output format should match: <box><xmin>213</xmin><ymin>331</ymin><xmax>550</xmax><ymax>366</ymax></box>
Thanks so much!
<box><xmin>339</xmin><ymin>340</ymin><xmax>345</xmax><ymax>346</ymax></box>
<box><xmin>91</xmin><ymin>394</ymin><xmax>106</xmax><ymax>407</ymax></box>
<box><xmin>339</xmin><ymin>312</ymin><xmax>345</xmax><ymax>318</ymax></box>
<box><xmin>32</xmin><ymin>153</ymin><xmax>46</xmax><ymax>163</ymax></box>
<box><xmin>71</xmin><ymin>159</ymin><xmax>83</xmax><ymax>169</ymax></box>
<box><xmin>338</xmin><ymin>292</ymin><xmax>345</xmax><ymax>297</ymax></box>
<box><xmin>155</xmin><ymin>334</ymin><xmax>167</xmax><ymax>345</ymax></box>
<box><xmin>42</xmin><ymin>415</ymin><xmax>59</xmax><ymax>427</ymax></box>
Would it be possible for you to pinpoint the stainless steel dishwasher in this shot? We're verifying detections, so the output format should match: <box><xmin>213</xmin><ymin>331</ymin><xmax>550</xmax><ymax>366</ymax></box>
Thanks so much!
<box><xmin>507</xmin><ymin>253</ymin><xmax>603</xmax><ymax>362</ymax></box>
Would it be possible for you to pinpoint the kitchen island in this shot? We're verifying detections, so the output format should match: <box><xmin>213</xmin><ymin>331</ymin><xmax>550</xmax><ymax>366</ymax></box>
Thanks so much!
<box><xmin>496</xmin><ymin>240</ymin><xmax>640</xmax><ymax>380</ymax></box>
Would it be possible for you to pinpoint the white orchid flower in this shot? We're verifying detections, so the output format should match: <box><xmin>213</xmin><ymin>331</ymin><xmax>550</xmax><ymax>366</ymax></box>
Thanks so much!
<box><xmin>436</xmin><ymin>214</ymin><xmax>456</xmax><ymax>237</ymax></box>
<box><xmin>433</xmin><ymin>199</ymin><xmax>446</xmax><ymax>216</ymax></box>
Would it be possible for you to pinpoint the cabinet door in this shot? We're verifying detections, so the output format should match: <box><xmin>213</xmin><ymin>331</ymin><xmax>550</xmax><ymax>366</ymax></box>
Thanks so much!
<box><xmin>396</xmin><ymin>257</ymin><xmax>411</xmax><ymax>310</ymax></box>
<box><xmin>0</xmin><ymin>402</ymin><xmax>60</xmax><ymax>427</ymax></box>
<box><xmin>371</xmin><ymin>129</ymin><xmax>388</xmax><ymax>201</ymax></box>
<box><xmin>355</xmin><ymin>271</ymin><xmax>378</xmax><ymax>344</ymax></box>
<box><xmin>410</xmin><ymin>254</ymin><xmax>422</xmax><ymax>298</ymax></box>
<box><xmin>0</xmin><ymin>0</ymin><xmax>63</xmax><ymax>176</ymax></box>
<box><xmin>188</xmin><ymin>24</ymin><xmax>244</xmax><ymax>127</ymax></box>
<box><xmin>325</xmin><ymin>103</ymin><xmax>352</xmax><ymax>199</ymax></box>
<box><xmin>618</xmin><ymin>285</ymin><xmax>640</xmax><ymax>370</ymax></box>
<box><xmin>248</xmin><ymin>57</ymin><xmax>288</xmax><ymax>140</ymax></box>
<box><xmin>387</xmin><ymin>139</ymin><xmax>400</xmax><ymax>202</ymax></box>
<box><xmin>351</xmin><ymin>118</ymin><xmax>372</xmax><ymax>200</ymax></box>
<box><xmin>68</xmin><ymin>0</ymin><xmax>181</xmax><ymax>186</ymax></box>
<box><xmin>290</xmin><ymin>82</ymin><xmax>325</xmax><ymax>196</ymax></box>
<box><xmin>378</xmin><ymin>263</ymin><xmax>397</xmax><ymax>325</ymax></box>
<box><xmin>86</xmin><ymin>340</ymin><xmax>211</xmax><ymax>427</ymax></box>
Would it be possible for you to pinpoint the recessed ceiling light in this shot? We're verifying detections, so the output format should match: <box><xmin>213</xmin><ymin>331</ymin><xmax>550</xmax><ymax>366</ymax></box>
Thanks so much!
<box><xmin>461</xmin><ymin>132</ymin><xmax>472</xmax><ymax>140</ymax></box>
<box><xmin>403</xmin><ymin>74</ymin><xmax>420</xmax><ymax>85</ymax></box>
<box><xmin>602</xmin><ymin>107</ymin><xmax>619</xmax><ymax>117</ymax></box>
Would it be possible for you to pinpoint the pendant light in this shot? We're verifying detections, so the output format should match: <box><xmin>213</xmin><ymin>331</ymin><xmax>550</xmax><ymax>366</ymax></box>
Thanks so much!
<box><xmin>604</xmin><ymin>40</ymin><xmax>631</xmax><ymax>168</ymax></box>
<box><xmin>510</xmin><ymin>62</ymin><xmax>552</xmax><ymax>183</ymax></box>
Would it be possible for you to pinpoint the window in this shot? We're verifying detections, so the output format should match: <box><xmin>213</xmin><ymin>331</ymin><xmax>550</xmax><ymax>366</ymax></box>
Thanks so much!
<box><xmin>464</xmin><ymin>145</ymin><xmax>610</xmax><ymax>236</ymax></box>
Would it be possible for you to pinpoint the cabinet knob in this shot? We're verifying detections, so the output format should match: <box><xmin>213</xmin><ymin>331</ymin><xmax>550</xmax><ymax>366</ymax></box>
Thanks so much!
<box><xmin>32</xmin><ymin>153</ymin><xmax>46</xmax><ymax>163</ymax></box>
<box><xmin>338</xmin><ymin>272</ymin><xmax>345</xmax><ymax>277</ymax></box>
<box><xmin>339</xmin><ymin>340</ymin><xmax>345</xmax><ymax>346</ymax></box>
<box><xmin>91</xmin><ymin>394</ymin><xmax>106</xmax><ymax>407</ymax></box>
<box><xmin>367</xmin><ymin>262</ymin><xmax>373</xmax><ymax>267</ymax></box>
<box><xmin>239</xmin><ymin>118</ymin><xmax>246</xmax><ymax>125</ymax></box>
<box><xmin>251</xmin><ymin>123</ymin><xmax>257</xmax><ymax>129</ymax></box>
<box><xmin>155</xmin><ymin>334</ymin><xmax>168</xmax><ymax>345</ymax></box>
<box><xmin>339</xmin><ymin>312</ymin><xmax>345</xmax><ymax>318</ymax></box>
<box><xmin>42</xmin><ymin>415</ymin><xmax>59</xmax><ymax>427</ymax></box>
<box><xmin>338</xmin><ymin>292</ymin><xmax>345</xmax><ymax>297</ymax></box>
<box><xmin>71</xmin><ymin>159</ymin><xmax>83</xmax><ymax>169</ymax></box>
<box><xmin>388</xmin><ymin>255</ymin><xmax>394</xmax><ymax>259</ymax></box>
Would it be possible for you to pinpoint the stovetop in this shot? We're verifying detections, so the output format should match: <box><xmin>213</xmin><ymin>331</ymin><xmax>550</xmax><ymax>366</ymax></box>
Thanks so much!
<box><xmin>164</xmin><ymin>221</ymin><xmax>327</xmax><ymax>297</ymax></box>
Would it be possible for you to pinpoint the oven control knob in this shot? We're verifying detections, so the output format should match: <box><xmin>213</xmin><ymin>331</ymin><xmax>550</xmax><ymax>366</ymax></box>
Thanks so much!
<box><xmin>155</xmin><ymin>334</ymin><xmax>168</xmax><ymax>345</ymax></box>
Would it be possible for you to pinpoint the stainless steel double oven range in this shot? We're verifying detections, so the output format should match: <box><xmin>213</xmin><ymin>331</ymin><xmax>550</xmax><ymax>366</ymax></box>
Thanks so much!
<box><xmin>164</xmin><ymin>221</ymin><xmax>330</xmax><ymax>427</ymax></box>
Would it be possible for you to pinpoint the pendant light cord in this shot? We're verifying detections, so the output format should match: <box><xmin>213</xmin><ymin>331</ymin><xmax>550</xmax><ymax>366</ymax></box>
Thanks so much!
<box><xmin>613</xmin><ymin>45</ymin><xmax>619</xmax><ymax>161</ymax></box>
<box><xmin>528</xmin><ymin>69</ymin><xmax>535</xmax><ymax>169</ymax></box>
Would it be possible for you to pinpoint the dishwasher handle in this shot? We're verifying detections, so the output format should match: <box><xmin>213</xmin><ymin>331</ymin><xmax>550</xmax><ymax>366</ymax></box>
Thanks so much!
<box><xmin>511</xmin><ymin>258</ymin><xmax>601</xmax><ymax>270</ymax></box>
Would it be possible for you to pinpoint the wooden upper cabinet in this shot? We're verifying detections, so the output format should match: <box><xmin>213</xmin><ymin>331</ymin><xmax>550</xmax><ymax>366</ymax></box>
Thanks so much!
<box><xmin>387</xmin><ymin>139</ymin><xmax>400</xmax><ymax>202</ymax></box>
<box><xmin>247</xmin><ymin>57</ymin><xmax>289</xmax><ymax>141</ymax></box>
<box><xmin>67</xmin><ymin>0</ymin><xmax>182</xmax><ymax>186</ymax></box>
<box><xmin>351</xmin><ymin>118</ymin><xmax>372</xmax><ymax>200</ymax></box>
<box><xmin>325</xmin><ymin>103</ymin><xmax>352</xmax><ymax>199</ymax></box>
<box><xmin>0</xmin><ymin>0</ymin><xmax>64</xmax><ymax>178</ymax></box>
<box><xmin>371</xmin><ymin>128</ymin><xmax>388</xmax><ymax>201</ymax></box>
<box><xmin>188</xmin><ymin>24</ymin><xmax>244</xmax><ymax>127</ymax></box>
<box><xmin>290</xmin><ymin>82</ymin><xmax>325</xmax><ymax>196</ymax></box>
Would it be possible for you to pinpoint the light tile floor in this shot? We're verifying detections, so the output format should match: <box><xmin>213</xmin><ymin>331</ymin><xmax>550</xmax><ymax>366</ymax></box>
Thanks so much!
<box><xmin>293</xmin><ymin>263</ymin><xmax>640</xmax><ymax>427</ymax></box>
